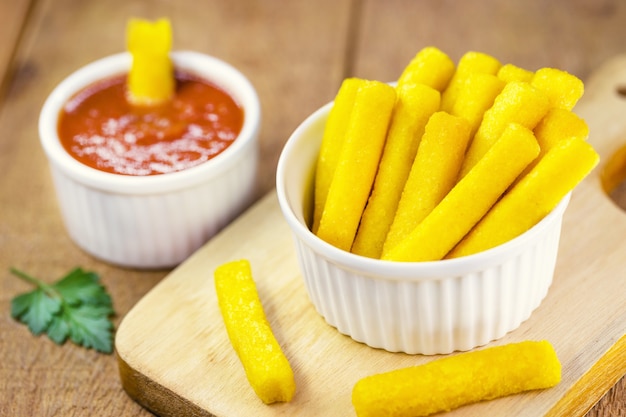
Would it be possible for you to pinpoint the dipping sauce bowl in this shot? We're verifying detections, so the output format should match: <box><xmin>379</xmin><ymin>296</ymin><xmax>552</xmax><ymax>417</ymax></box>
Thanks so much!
<box><xmin>39</xmin><ymin>51</ymin><xmax>261</xmax><ymax>269</ymax></box>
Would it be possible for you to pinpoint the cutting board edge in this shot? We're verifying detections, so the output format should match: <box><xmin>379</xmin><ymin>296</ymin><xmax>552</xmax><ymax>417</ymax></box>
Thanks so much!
<box><xmin>547</xmin><ymin>334</ymin><xmax>626</xmax><ymax>417</ymax></box>
<box><xmin>117</xmin><ymin>353</ymin><xmax>214</xmax><ymax>417</ymax></box>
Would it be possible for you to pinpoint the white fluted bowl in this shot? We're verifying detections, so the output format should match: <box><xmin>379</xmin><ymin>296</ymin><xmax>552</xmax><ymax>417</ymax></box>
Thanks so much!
<box><xmin>39</xmin><ymin>51</ymin><xmax>260</xmax><ymax>269</ymax></box>
<box><xmin>276</xmin><ymin>101</ymin><xmax>569</xmax><ymax>355</ymax></box>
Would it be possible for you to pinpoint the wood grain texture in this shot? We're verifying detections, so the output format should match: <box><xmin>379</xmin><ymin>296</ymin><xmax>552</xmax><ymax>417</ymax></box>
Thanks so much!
<box><xmin>0</xmin><ymin>0</ymin><xmax>624</xmax><ymax>415</ymax></box>
<box><xmin>0</xmin><ymin>0</ymin><xmax>32</xmax><ymax>99</ymax></box>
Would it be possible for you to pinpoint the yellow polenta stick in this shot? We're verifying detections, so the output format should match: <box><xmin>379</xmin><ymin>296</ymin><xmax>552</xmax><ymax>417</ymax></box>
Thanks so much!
<box><xmin>382</xmin><ymin>123</ymin><xmax>539</xmax><ymax>262</ymax></box>
<box><xmin>351</xmin><ymin>84</ymin><xmax>440</xmax><ymax>258</ymax></box>
<box><xmin>531</xmin><ymin>67</ymin><xmax>584</xmax><ymax>111</ymax></box>
<box><xmin>534</xmin><ymin>107</ymin><xmax>589</xmax><ymax>150</ymax></box>
<box><xmin>316</xmin><ymin>81</ymin><xmax>396</xmax><ymax>251</ymax></box>
<box><xmin>440</xmin><ymin>51</ymin><xmax>502</xmax><ymax>112</ymax></box>
<box><xmin>312</xmin><ymin>78</ymin><xmax>364</xmax><ymax>233</ymax></box>
<box><xmin>516</xmin><ymin>107</ymin><xmax>589</xmax><ymax>180</ymax></box>
<box><xmin>397</xmin><ymin>46</ymin><xmax>456</xmax><ymax>92</ymax></box>
<box><xmin>126</xmin><ymin>18</ymin><xmax>175</xmax><ymax>106</ymax></box>
<box><xmin>497</xmin><ymin>63</ymin><xmax>534</xmax><ymax>83</ymax></box>
<box><xmin>450</xmin><ymin>73</ymin><xmax>505</xmax><ymax>137</ymax></box>
<box><xmin>214</xmin><ymin>260</ymin><xmax>296</xmax><ymax>404</ymax></box>
<box><xmin>448</xmin><ymin>137</ymin><xmax>599</xmax><ymax>258</ymax></box>
<box><xmin>352</xmin><ymin>340</ymin><xmax>561</xmax><ymax>417</ymax></box>
<box><xmin>459</xmin><ymin>81</ymin><xmax>549</xmax><ymax>178</ymax></box>
<box><xmin>381</xmin><ymin>112</ymin><xmax>471</xmax><ymax>256</ymax></box>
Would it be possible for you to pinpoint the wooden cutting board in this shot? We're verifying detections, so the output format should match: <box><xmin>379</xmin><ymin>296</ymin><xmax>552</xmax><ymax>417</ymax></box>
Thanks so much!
<box><xmin>115</xmin><ymin>56</ymin><xmax>626</xmax><ymax>417</ymax></box>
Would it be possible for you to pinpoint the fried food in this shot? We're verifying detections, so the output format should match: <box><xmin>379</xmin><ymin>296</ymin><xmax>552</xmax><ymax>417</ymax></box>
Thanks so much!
<box><xmin>316</xmin><ymin>81</ymin><xmax>396</xmax><ymax>251</ymax></box>
<box><xmin>312</xmin><ymin>78</ymin><xmax>365</xmax><ymax>233</ymax></box>
<box><xmin>126</xmin><ymin>18</ymin><xmax>175</xmax><ymax>106</ymax></box>
<box><xmin>381</xmin><ymin>111</ymin><xmax>471</xmax><ymax>256</ymax></box>
<box><xmin>351</xmin><ymin>83</ymin><xmax>440</xmax><ymax>258</ymax></box>
<box><xmin>397</xmin><ymin>46</ymin><xmax>456</xmax><ymax>92</ymax></box>
<box><xmin>459</xmin><ymin>81</ymin><xmax>550</xmax><ymax>178</ymax></box>
<box><xmin>382</xmin><ymin>123</ymin><xmax>539</xmax><ymax>262</ymax></box>
<box><xmin>448</xmin><ymin>137</ymin><xmax>599</xmax><ymax>258</ymax></box>
<box><xmin>214</xmin><ymin>260</ymin><xmax>296</xmax><ymax>404</ymax></box>
<box><xmin>352</xmin><ymin>340</ymin><xmax>561</xmax><ymax>417</ymax></box>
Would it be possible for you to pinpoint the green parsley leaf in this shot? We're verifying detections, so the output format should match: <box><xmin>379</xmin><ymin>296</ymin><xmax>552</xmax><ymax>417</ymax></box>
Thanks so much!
<box><xmin>10</xmin><ymin>267</ymin><xmax>115</xmax><ymax>354</ymax></box>
<box><xmin>11</xmin><ymin>290</ymin><xmax>61</xmax><ymax>334</ymax></box>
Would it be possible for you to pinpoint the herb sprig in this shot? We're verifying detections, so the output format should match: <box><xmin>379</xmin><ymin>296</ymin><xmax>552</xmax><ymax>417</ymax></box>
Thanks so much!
<box><xmin>10</xmin><ymin>267</ymin><xmax>115</xmax><ymax>354</ymax></box>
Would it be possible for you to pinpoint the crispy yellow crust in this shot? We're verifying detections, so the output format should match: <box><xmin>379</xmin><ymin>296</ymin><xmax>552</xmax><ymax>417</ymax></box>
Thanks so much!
<box><xmin>460</xmin><ymin>81</ymin><xmax>550</xmax><ymax>178</ymax></box>
<box><xmin>381</xmin><ymin>111</ymin><xmax>470</xmax><ymax>256</ymax></box>
<box><xmin>382</xmin><ymin>123</ymin><xmax>539</xmax><ymax>262</ymax></box>
<box><xmin>316</xmin><ymin>81</ymin><xmax>396</xmax><ymax>251</ymax></box>
<box><xmin>126</xmin><ymin>18</ymin><xmax>175</xmax><ymax>106</ymax></box>
<box><xmin>312</xmin><ymin>78</ymin><xmax>364</xmax><ymax>233</ymax></box>
<box><xmin>440</xmin><ymin>51</ymin><xmax>502</xmax><ymax>112</ymax></box>
<box><xmin>352</xmin><ymin>340</ymin><xmax>561</xmax><ymax>417</ymax></box>
<box><xmin>451</xmin><ymin>72</ymin><xmax>505</xmax><ymax>137</ymax></box>
<box><xmin>449</xmin><ymin>137</ymin><xmax>599</xmax><ymax>258</ymax></box>
<box><xmin>351</xmin><ymin>83</ymin><xmax>440</xmax><ymax>258</ymax></box>
<box><xmin>531</xmin><ymin>67</ymin><xmax>584</xmax><ymax>111</ymax></box>
<box><xmin>397</xmin><ymin>46</ymin><xmax>456</xmax><ymax>92</ymax></box>
<box><xmin>497</xmin><ymin>63</ymin><xmax>534</xmax><ymax>83</ymax></box>
<box><xmin>214</xmin><ymin>260</ymin><xmax>296</xmax><ymax>404</ymax></box>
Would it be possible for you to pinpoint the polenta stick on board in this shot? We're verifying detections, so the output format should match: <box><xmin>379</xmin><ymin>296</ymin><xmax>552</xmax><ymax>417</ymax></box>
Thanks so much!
<box><xmin>440</xmin><ymin>51</ymin><xmax>502</xmax><ymax>112</ymax></box>
<box><xmin>396</xmin><ymin>46</ymin><xmax>456</xmax><ymax>92</ymax></box>
<box><xmin>312</xmin><ymin>78</ymin><xmax>364</xmax><ymax>233</ymax></box>
<box><xmin>381</xmin><ymin>123</ymin><xmax>539</xmax><ymax>262</ymax></box>
<box><xmin>351</xmin><ymin>83</ymin><xmax>440</xmax><ymax>258</ymax></box>
<box><xmin>448</xmin><ymin>137</ymin><xmax>599</xmax><ymax>258</ymax></box>
<box><xmin>316</xmin><ymin>81</ymin><xmax>396</xmax><ymax>252</ymax></box>
<box><xmin>214</xmin><ymin>259</ymin><xmax>296</xmax><ymax>404</ymax></box>
<box><xmin>126</xmin><ymin>18</ymin><xmax>175</xmax><ymax>106</ymax></box>
<box><xmin>459</xmin><ymin>81</ymin><xmax>550</xmax><ymax>179</ymax></box>
<box><xmin>352</xmin><ymin>340</ymin><xmax>561</xmax><ymax>417</ymax></box>
<box><xmin>531</xmin><ymin>67</ymin><xmax>584</xmax><ymax>111</ymax></box>
<box><xmin>381</xmin><ymin>111</ymin><xmax>471</xmax><ymax>256</ymax></box>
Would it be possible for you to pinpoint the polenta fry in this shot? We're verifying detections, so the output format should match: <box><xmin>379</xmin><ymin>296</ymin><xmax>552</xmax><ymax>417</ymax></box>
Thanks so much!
<box><xmin>214</xmin><ymin>260</ymin><xmax>296</xmax><ymax>404</ymax></box>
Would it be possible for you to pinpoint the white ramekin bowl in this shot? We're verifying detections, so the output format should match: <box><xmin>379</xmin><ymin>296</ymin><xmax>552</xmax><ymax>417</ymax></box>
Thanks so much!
<box><xmin>39</xmin><ymin>51</ymin><xmax>260</xmax><ymax>269</ymax></box>
<box><xmin>276</xmin><ymin>101</ymin><xmax>570</xmax><ymax>355</ymax></box>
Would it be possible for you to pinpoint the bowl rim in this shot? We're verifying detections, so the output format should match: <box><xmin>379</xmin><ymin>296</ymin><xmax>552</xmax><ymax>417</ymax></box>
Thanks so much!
<box><xmin>276</xmin><ymin>101</ymin><xmax>571</xmax><ymax>281</ymax></box>
<box><xmin>39</xmin><ymin>51</ymin><xmax>261</xmax><ymax>195</ymax></box>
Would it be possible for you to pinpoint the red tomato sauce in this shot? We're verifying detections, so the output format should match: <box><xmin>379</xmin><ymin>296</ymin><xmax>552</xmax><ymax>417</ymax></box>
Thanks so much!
<box><xmin>58</xmin><ymin>71</ymin><xmax>244</xmax><ymax>176</ymax></box>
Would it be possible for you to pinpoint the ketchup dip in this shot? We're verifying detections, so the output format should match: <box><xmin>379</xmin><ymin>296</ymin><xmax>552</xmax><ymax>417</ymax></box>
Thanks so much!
<box><xmin>58</xmin><ymin>71</ymin><xmax>244</xmax><ymax>176</ymax></box>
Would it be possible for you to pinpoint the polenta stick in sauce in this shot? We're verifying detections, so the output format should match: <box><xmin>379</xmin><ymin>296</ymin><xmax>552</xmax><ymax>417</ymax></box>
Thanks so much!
<box><xmin>397</xmin><ymin>46</ymin><xmax>456</xmax><ymax>92</ymax></box>
<box><xmin>351</xmin><ymin>83</ymin><xmax>440</xmax><ymax>258</ymax></box>
<box><xmin>459</xmin><ymin>81</ymin><xmax>550</xmax><ymax>178</ymax></box>
<box><xmin>214</xmin><ymin>260</ymin><xmax>296</xmax><ymax>404</ymax></box>
<box><xmin>440</xmin><ymin>51</ymin><xmax>502</xmax><ymax>112</ymax></box>
<box><xmin>448</xmin><ymin>137</ymin><xmax>599</xmax><ymax>258</ymax></box>
<box><xmin>352</xmin><ymin>340</ymin><xmax>561</xmax><ymax>417</ymax></box>
<box><xmin>531</xmin><ymin>67</ymin><xmax>584</xmax><ymax>111</ymax></box>
<box><xmin>316</xmin><ymin>81</ymin><xmax>396</xmax><ymax>252</ymax></box>
<box><xmin>382</xmin><ymin>123</ymin><xmax>539</xmax><ymax>262</ymax></box>
<box><xmin>451</xmin><ymin>73</ymin><xmax>505</xmax><ymax>137</ymax></box>
<box><xmin>312</xmin><ymin>78</ymin><xmax>364</xmax><ymax>233</ymax></box>
<box><xmin>381</xmin><ymin>112</ymin><xmax>471</xmax><ymax>256</ymax></box>
<box><xmin>497</xmin><ymin>63</ymin><xmax>534</xmax><ymax>83</ymax></box>
<box><xmin>126</xmin><ymin>18</ymin><xmax>175</xmax><ymax>106</ymax></box>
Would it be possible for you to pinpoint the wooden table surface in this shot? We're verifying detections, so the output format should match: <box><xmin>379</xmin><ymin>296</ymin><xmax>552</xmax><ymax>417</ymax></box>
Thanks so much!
<box><xmin>1</xmin><ymin>0</ymin><xmax>624</xmax><ymax>415</ymax></box>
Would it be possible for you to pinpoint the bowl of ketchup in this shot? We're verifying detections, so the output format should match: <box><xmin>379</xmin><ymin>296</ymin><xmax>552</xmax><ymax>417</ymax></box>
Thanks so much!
<box><xmin>39</xmin><ymin>51</ymin><xmax>261</xmax><ymax>268</ymax></box>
